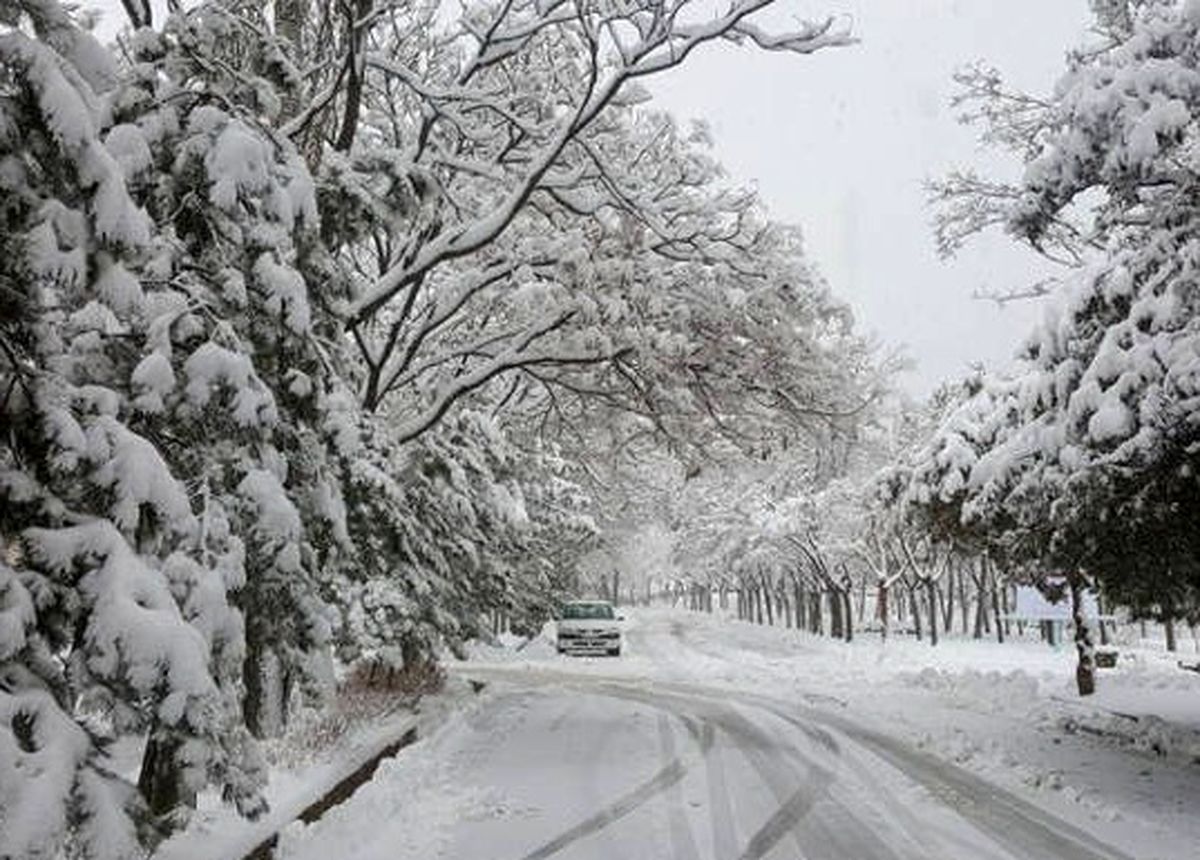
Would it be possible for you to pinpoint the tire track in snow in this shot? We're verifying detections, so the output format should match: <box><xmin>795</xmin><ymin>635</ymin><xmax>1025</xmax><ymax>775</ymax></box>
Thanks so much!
<box><xmin>460</xmin><ymin>665</ymin><xmax>1135</xmax><ymax>860</ymax></box>
<box><xmin>602</xmin><ymin>683</ymin><xmax>836</xmax><ymax>860</ymax></box>
<box><xmin>708</xmin><ymin>704</ymin><xmax>831</xmax><ymax>860</ymax></box>
<box><xmin>702</xmin><ymin>728</ymin><xmax>738</xmax><ymax>860</ymax></box>
<box><xmin>491</xmin><ymin>676</ymin><xmax>848</xmax><ymax>860</ymax></box>
<box><xmin>754</xmin><ymin>702</ymin><xmax>1009</xmax><ymax>860</ymax></box>
<box><xmin>657</xmin><ymin>713</ymin><xmax>702</xmax><ymax>860</ymax></box>
<box><xmin>687</xmin><ymin>683</ymin><xmax>1131</xmax><ymax>860</ymax></box>
<box><xmin>517</xmin><ymin>714</ymin><xmax>712</xmax><ymax>860</ymax></box>
<box><xmin>807</xmin><ymin>712</ymin><xmax>1137</xmax><ymax>860</ymax></box>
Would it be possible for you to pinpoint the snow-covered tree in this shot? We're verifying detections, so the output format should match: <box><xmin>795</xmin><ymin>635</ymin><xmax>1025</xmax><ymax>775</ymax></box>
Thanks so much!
<box><xmin>920</xmin><ymin>0</ymin><xmax>1200</xmax><ymax>688</ymax></box>
<box><xmin>3</xmin><ymin>0</ymin><xmax>879</xmax><ymax>849</ymax></box>
<box><xmin>281</xmin><ymin>0</ymin><xmax>857</xmax><ymax>422</ymax></box>
<box><xmin>330</xmin><ymin>410</ymin><xmax>590</xmax><ymax>663</ymax></box>
<box><xmin>1</xmin><ymin>2</ymin><xmax>269</xmax><ymax>851</ymax></box>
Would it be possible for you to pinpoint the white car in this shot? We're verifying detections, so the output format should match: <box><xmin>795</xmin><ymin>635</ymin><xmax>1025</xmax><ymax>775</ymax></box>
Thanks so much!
<box><xmin>556</xmin><ymin>600</ymin><xmax>623</xmax><ymax>656</ymax></box>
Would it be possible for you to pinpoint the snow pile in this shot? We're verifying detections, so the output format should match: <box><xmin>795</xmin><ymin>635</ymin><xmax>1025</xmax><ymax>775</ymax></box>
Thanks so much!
<box><xmin>464</xmin><ymin>623</ymin><xmax>559</xmax><ymax>663</ymax></box>
<box><xmin>1059</xmin><ymin>711</ymin><xmax>1200</xmax><ymax>765</ymax></box>
<box><xmin>898</xmin><ymin>668</ymin><xmax>1042</xmax><ymax>715</ymax></box>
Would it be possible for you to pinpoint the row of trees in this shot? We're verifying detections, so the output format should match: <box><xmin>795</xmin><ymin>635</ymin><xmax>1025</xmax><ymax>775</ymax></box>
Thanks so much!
<box><xmin>651</xmin><ymin>397</ymin><xmax>1021</xmax><ymax>651</ymax></box>
<box><xmin>0</xmin><ymin>0</ymin><xmax>872</xmax><ymax>855</ymax></box>
<box><xmin>905</xmin><ymin>0</ymin><xmax>1200</xmax><ymax>692</ymax></box>
<box><xmin>658</xmin><ymin>1</ymin><xmax>1200</xmax><ymax>702</ymax></box>
<box><xmin>672</xmin><ymin>555</ymin><xmax>1019</xmax><ymax>645</ymax></box>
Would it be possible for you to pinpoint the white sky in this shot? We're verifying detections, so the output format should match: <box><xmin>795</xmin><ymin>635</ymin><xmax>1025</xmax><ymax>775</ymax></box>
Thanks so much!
<box><xmin>87</xmin><ymin>0</ymin><xmax>1094</xmax><ymax>394</ymax></box>
<box><xmin>648</xmin><ymin>0</ymin><xmax>1093</xmax><ymax>393</ymax></box>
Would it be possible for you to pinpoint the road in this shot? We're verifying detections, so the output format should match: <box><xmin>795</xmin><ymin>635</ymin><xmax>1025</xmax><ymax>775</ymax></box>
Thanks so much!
<box><xmin>279</xmin><ymin>613</ymin><xmax>1139</xmax><ymax>860</ymax></box>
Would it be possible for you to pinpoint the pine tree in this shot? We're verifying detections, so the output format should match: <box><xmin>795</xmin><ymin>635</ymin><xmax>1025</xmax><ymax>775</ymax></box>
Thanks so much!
<box><xmin>1</xmin><ymin>3</ymin><xmax>266</xmax><ymax>852</ymax></box>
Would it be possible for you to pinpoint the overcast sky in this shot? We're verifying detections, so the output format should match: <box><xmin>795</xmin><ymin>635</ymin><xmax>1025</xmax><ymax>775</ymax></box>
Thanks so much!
<box><xmin>88</xmin><ymin>0</ymin><xmax>1093</xmax><ymax>394</ymax></box>
<box><xmin>648</xmin><ymin>0</ymin><xmax>1093</xmax><ymax>393</ymax></box>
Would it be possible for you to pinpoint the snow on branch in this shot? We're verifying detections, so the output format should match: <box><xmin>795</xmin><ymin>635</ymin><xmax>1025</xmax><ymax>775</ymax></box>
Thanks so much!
<box><xmin>346</xmin><ymin>0</ymin><xmax>852</xmax><ymax>327</ymax></box>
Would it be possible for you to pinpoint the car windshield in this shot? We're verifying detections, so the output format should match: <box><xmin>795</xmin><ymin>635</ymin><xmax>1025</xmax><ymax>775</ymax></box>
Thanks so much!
<box><xmin>561</xmin><ymin>603</ymin><xmax>614</xmax><ymax>620</ymax></box>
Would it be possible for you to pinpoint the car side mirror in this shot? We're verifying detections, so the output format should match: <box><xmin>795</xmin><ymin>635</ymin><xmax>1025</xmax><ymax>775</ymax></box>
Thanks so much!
<box><xmin>617</xmin><ymin>615</ymin><xmax>626</xmax><ymax>622</ymax></box>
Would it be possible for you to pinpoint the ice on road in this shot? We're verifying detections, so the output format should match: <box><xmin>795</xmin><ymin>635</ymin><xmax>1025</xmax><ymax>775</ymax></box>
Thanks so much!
<box><xmin>277</xmin><ymin>614</ymin><xmax>1145</xmax><ymax>860</ymax></box>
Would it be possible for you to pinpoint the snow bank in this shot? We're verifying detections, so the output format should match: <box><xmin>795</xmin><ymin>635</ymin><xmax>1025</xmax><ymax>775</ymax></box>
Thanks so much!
<box><xmin>899</xmin><ymin>668</ymin><xmax>1042</xmax><ymax>715</ymax></box>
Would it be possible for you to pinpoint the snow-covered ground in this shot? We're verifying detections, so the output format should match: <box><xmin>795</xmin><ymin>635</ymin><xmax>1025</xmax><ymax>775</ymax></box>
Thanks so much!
<box><xmin>613</xmin><ymin>610</ymin><xmax>1200</xmax><ymax>854</ymax></box>
<box><xmin>272</xmin><ymin>608</ymin><xmax>1199</xmax><ymax>860</ymax></box>
<box><xmin>156</xmin><ymin>677</ymin><xmax>480</xmax><ymax>860</ymax></box>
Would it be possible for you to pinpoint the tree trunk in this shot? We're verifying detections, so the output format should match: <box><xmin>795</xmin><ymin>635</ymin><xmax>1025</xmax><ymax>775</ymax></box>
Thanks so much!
<box><xmin>927</xmin><ymin>579</ymin><xmax>939</xmax><ymax>647</ymax></box>
<box><xmin>762</xmin><ymin>577</ymin><xmax>775</xmax><ymax>626</ymax></box>
<box><xmin>909</xmin><ymin>587</ymin><xmax>923</xmax><ymax>641</ymax></box>
<box><xmin>829</xmin><ymin>588</ymin><xmax>843</xmax><ymax>639</ymax></box>
<box><xmin>944</xmin><ymin>567</ymin><xmax>955</xmax><ymax>632</ymax></box>
<box><xmin>1002</xmin><ymin>580</ymin><xmax>1012</xmax><ymax>637</ymax></box>
<box><xmin>958</xmin><ymin>564</ymin><xmax>969</xmax><ymax>634</ymax></box>
<box><xmin>275</xmin><ymin>0</ymin><xmax>309</xmax><ymax>126</ymax></box>
<box><xmin>795</xmin><ymin>583</ymin><xmax>806</xmax><ymax>631</ymax></box>
<box><xmin>401</xmin><ymin>632</ymin><xmax>426</xmax><ymax>671</ymax></box>
<box><xmin>138</xmin><ymin>728</ymin><xmax>196</xmax><ymax>828</ymax></box>
<box><xmin>842</xmin><ymin>588</ymin><xmax>854</xmax><ymax>643</ymax></box>
<box><xmin>243</xmin><ymin>635</ymin><xmax>285</xmax><ymax>739</ymax></box>
<box><xmin>1165</xmin><ymin>613</ymin><xmax>1178</xmax><ymax>652</ymax></box>
<box><xmin>991</xmin><ymin>575</ymin><xmax>1005</xmax><ymax>644</ymax></box>
<box><xmin>1069</xmin><ymin>574</ymin><xmax>1096</xmax><ymax>696</ymax></box>
<box><xmin>878</xmin><ymin>583</ymin><xmax>890</xmax><ymax>642</ymax></box>
<box><xmin>332</xmin><ymin>0</ymin><xmax>373</xmax><ymax>153</ymax></box>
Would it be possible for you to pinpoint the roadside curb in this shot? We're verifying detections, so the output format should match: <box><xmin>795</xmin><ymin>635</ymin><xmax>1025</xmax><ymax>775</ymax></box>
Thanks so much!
<box><xmin>242</xmin><ymin>723</ymin><xmax>420</xmax><ymax>860</ymax></box>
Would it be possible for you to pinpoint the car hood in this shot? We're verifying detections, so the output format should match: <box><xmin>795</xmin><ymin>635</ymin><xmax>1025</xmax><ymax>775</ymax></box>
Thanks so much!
<box><xmin>557</xmin><ymin>618</ymin><xmax>620</xmax><ymax>633</ymax></box>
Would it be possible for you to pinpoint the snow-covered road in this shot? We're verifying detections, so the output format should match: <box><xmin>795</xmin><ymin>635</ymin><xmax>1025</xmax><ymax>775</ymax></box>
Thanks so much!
<box><xmin>275</xmin><ymin>612</ymin><xmax>1157</xmax><ymax>860</ymax></box>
